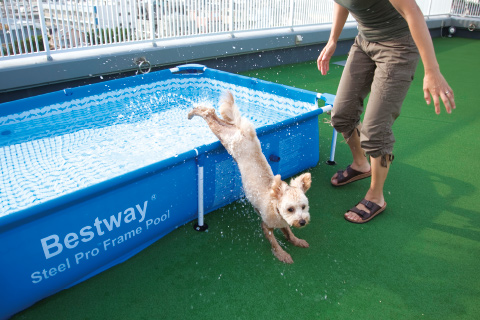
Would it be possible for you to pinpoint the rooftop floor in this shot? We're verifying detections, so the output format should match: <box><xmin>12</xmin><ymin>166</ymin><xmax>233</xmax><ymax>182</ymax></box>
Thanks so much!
<box><xmin>12</xmin><ymin>36</ymin><xmax>480</xmax><ymax>320</ymax></box>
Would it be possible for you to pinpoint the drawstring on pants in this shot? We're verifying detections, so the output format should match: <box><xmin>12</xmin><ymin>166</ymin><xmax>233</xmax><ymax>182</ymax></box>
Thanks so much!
<box><xmin>381</xmin><ymin>154</ymin><xmax>394</xmax><ymax>168</ymax></box>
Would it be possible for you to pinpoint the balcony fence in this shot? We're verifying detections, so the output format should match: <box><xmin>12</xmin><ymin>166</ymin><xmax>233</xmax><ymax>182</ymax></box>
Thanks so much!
<box><xmin>0</xmin><ymin>0</ymin><xmax>476</xmax><ymax>59</ymax></box>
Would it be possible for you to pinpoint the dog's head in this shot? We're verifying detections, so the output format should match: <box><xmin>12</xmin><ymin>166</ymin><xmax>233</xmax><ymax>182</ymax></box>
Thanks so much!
<box><xmin>270</xmin><ymin>173</ymin><xmax>312</xmax><ymax>228</ymax></box>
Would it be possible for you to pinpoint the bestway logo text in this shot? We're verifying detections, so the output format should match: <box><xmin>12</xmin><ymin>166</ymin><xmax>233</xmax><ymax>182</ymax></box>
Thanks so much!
<box><xmin>40</xmin><ymin>201</ymin><xmax>148</xmax><ymax>259</ymax></box>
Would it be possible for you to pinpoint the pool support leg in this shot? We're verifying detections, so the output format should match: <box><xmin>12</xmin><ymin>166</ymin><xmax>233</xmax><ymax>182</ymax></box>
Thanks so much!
<box><xmin>318</xmin><ymin>94</ymin><xmax>337</xmax><ymax>165</ymax></box>
<box><xmin>326</xmin><ymin>128</ymin><xmax>338</xmax><ymax>165</ymax></box>
<box><xmin>194</xmin><ymin>155</ymin><xmax>208</xmax><ymax>232</ymax></box>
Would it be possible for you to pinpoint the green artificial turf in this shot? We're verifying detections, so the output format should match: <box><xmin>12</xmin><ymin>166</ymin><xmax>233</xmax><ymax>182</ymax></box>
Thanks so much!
<box><xmin>13</xmin><ymin>37</ymin><xmax>480</xmax><ymax>320</ymax></box>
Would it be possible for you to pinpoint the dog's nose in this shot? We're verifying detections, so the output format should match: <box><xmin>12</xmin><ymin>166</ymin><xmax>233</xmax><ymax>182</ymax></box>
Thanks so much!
<box><xmin>299</xmin><ymin>219</ymin><xmax>306</xmax><ymax>226</ymax></box>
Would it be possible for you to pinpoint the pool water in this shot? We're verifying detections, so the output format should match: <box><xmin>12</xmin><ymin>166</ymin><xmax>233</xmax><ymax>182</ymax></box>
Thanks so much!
<box><xmin>0</xmin><ymin>78</ymin><xmax>316</xmax><ymax>216</ymax></box>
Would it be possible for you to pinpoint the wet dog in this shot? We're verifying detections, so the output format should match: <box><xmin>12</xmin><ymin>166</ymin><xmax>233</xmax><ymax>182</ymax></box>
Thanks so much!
<box><xmin>188</xmin><ymin>91</ymin><xmax>311</xmax><ymax>263</ymax></box>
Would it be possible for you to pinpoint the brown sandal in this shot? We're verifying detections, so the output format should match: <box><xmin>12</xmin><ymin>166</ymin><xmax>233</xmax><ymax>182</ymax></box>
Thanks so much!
<box><xmin>344</xmin><ymin>199</ymin><xmax>387</xmax><ymax>224</ymax></box>
<box><xmin>331</xmin><ymin>165</ymin><xmax>371</xmax><ymax>186</ymax></box>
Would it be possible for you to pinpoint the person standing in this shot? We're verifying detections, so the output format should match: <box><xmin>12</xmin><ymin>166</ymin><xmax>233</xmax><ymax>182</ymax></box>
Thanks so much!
<box><xmin>317</xmin><ymin>0</ymin><xmax>456</xmax><ymax>223</ymax></box>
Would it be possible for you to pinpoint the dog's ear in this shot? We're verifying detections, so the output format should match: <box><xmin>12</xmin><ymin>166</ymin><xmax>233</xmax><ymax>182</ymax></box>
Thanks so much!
<box><xmin>270</xmin><ymin>174</ymin><xmax>284</xmax><ymax>199</ymax></box>
<box><xmin>290</xmin><ymin>172</ymin><xmax>312</xmax><ymax>193</ymax></box>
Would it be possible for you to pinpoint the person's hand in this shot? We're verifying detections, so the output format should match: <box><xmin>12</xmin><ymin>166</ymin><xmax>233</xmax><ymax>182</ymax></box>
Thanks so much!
<box><xmin>317</xmin><ymin>41</ymin><xmax>337</xmax><ymax>76</ymax></box>
<box><xmin>423</xmin><ymin>70</ymin><xmax>456</xmax><ymax>114</ymax></box>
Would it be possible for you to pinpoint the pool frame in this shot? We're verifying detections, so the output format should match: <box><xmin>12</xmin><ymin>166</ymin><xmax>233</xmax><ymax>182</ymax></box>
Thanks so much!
<box><xmin>0</xmin><ymin>64</ymin><xmax>335</xmax><ymax>319</ymax></box>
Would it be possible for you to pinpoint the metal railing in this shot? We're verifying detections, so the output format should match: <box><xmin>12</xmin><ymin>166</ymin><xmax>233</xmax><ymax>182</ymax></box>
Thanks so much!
<box><xmin>0</xmin><ymin>0</ymin><xmax>473</xmax><ymax>59</ymax></box>
<box><xmin>451</xmin><ymin>0</ymin><xmax>480</xmax><ymax>16</ymax></box>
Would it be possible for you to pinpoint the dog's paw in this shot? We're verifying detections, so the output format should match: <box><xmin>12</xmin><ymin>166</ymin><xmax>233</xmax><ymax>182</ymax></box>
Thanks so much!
<box><xmin>293</xmin><ymin>238</ymin><xmax>309</xmax><ymax>248</ymax></box>
<box><xmin>187</xmin><ymin>109</ymin><xmax>197</xmax><ymax>120</ymax></box>
<box><xmin>273</xmin><ymin>249</ymin><xmax>294</xmax><ymax>264</ymax></box>
<box><xmin>188</xmin><ymin>106</ymin><xmax>214</xmax><ymax>120</ymax></box>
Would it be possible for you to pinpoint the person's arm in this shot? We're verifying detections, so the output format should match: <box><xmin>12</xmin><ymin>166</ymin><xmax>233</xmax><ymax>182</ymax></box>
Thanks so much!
<box><xmin>317</xmin><ymin>3</ymin><xmax>349</xmax><ymax>75</ymax></box>
<box><xmin>389</xmin><ymin>0</ymin><xmax>456</xmax><ymax>114</ymax></box>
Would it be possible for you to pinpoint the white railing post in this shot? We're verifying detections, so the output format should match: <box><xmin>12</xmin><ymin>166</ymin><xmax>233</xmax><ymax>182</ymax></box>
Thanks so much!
<box><xmin>427</xmin><ymin>0</ymin><xmax>433</xmax><ymax>17</ymax></box>
<box><xmin>149</xmin><ymin>0</ymin><xmax>155</xmax><ymax>43</ymax></box>
<box><xmin>229</xmin><ymin>0</ymin><xmax>234</xmax><ymax>34</ymax></box>
<box><xmin>16</xmin><ymin>0</ymin><xmax>28</xmax><ymax>54</ymax></box>
<box><xmin>46</xmin><ymin>0</ymin><xmax>58</xmax><ymax>49</ymax></box>
<box><xmin>289</xmin><ymin>0</ymin><xmax>295</xmax><ymax>28</ymax></box>
<box><xmin>4</xmin><ymin>0</ymin><xmax>18</xmax><ymax>55</ymax></box>
<box><xmin>0</xmin><ymin>2</ymin><xmax>9</xmax><ymax>56</ymax></box>
<box><xmin>36</xmin><ymin>0</ymin><xmax>52</xmax><ymax>60</ymax></box>
<box><xmin>28</xmin><ymin>0</ymin><xmax>41</xmax><ymax>52</ymax></box>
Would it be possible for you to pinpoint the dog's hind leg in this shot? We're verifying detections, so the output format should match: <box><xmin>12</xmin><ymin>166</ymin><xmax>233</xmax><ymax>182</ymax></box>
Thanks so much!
<box><xmin>281</xmin><ymin>227</ymin><xmax>309</xmax><ymax>248</ymax></box>
<box><xmin>261</xmin><ymin>222</ymin><xmax>293</xmax><ymax>264</ymax></box>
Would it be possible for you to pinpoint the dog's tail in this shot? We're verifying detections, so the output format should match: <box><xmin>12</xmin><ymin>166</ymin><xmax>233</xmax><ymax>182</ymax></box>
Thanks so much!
<box><xmin>219</xmin><ymin>91</ymin><xmax>256</xmax><ymax>138</ymax></box>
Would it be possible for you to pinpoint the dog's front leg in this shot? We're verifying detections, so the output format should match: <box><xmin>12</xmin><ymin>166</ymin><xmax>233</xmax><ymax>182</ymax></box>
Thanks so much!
<box><xmin>188</xmin><ymin>106</ymin><xmax>235</xmax><ymax>144</ymax></box>
<box><xmin>261</xmin><ymin>222</ymin><xmax>293</xmax><ymax>264</ymax></box>
<box><xmin>281</xmin><ymin>227</ymin><xmax>309</xmax><ymax>248</ymax></box>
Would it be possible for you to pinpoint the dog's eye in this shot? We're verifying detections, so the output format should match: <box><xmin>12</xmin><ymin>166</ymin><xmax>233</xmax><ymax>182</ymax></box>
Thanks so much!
<box><xmin>287</xmin><ymin>207</ymin><xmax>294</xmax><ymax>213</ymax></box>
<box><xmin>302</xmin><ymin>205</ymin><xmax>306</xmax><ymax>210</ymax></box>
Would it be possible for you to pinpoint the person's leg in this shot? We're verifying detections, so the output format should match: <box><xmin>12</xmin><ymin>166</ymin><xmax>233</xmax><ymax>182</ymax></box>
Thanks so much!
<box><xmin>344</xmin><ymin>34</ymin><xmax>419</xmax><ymax>223</ymax></box>
<box><xmin>330</xmin><ymin>35</ymin><xmax>374</xmax><ymax>185</ymax></box>
<box><xmin>331</xmin><ymin>128</ymin><xmax>371</xmax><ymax>185</ymax></box>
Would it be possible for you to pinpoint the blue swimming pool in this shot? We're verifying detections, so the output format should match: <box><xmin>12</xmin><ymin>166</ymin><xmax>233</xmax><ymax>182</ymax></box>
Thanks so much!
<box><xmin>0</xmin><ymin>64</ymin><xmax>334</xmax><ymax>319</ymax></box>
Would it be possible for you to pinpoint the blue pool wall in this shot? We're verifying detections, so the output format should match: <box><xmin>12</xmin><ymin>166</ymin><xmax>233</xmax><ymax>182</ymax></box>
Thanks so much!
<box><xmin>0</xmin><ymin>64</ymin><xmax>328</xmax><ymax>319</ymax></box>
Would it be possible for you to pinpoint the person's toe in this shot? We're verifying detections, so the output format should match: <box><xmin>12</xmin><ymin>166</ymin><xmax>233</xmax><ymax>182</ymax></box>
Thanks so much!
<box><xmin>331</xmin><ymin>173</ymin><xmax>339</xmax><ymax>185</ymax></box>
<box><xmin>345</xmin><ymin>211</ymin><xmax>361</xmax><ymax>222</ymax></box>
